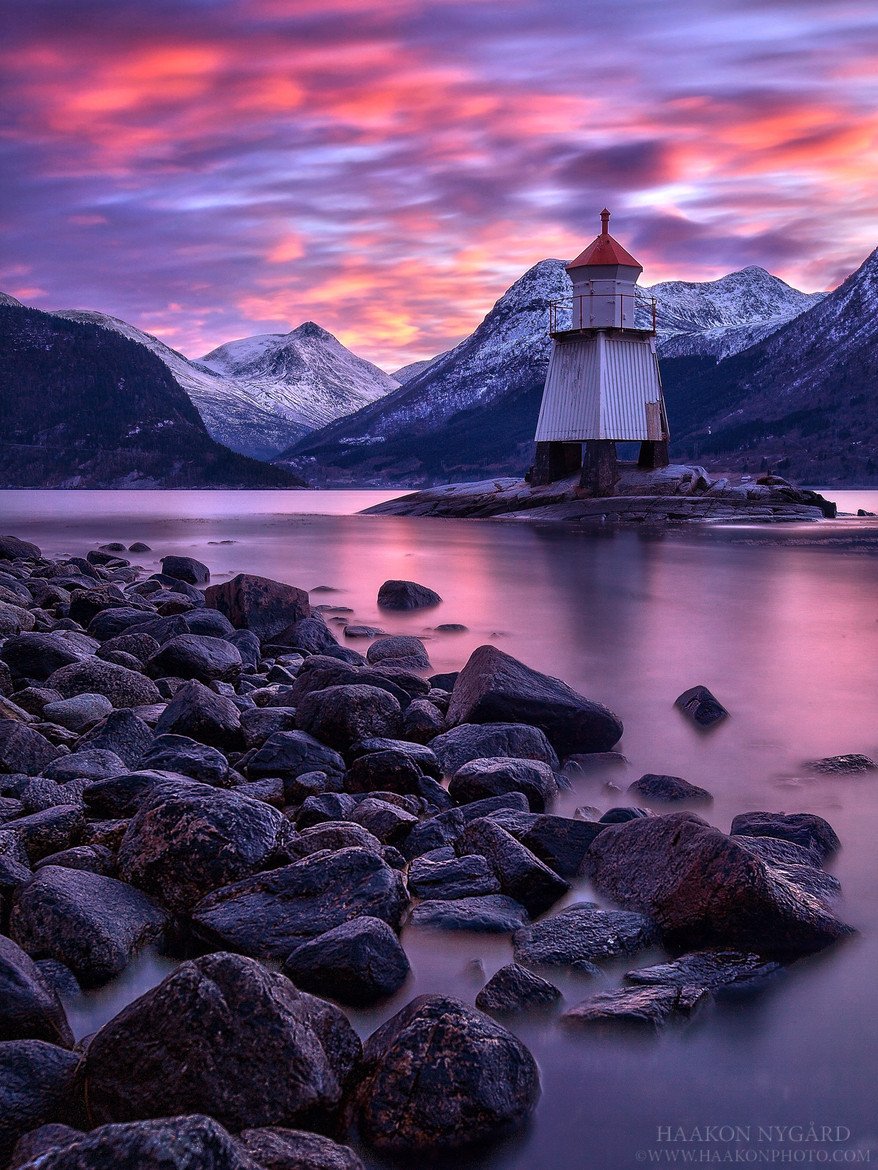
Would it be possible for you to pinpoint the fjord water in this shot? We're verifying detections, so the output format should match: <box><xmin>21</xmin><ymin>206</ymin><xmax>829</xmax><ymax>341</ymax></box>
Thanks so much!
<box><xmin>3</xmin><ymin>489</ymin><xmax>878</xmax><ymax>1168</ymax></box>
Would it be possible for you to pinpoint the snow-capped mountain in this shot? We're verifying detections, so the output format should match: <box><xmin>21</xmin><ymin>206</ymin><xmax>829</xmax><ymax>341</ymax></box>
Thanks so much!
<box><xmin>49</xmin><ymin>312</ymin><xmax>398</xmax><ymax>459</ymax></box>
<box><xmin>283</xmin><ymin>260</ymin><xmax>824</xmax><ymax>485</ymax></box>
<box><xmin>0</xmin><ymin>292</ymin><xmax>23</xmax><ymax>308</ymax></box>
<box><xmin>393</xmin><ymin>356</ymin><xmax>444</xmax><ymax>384</ymax></box>
<box><xmin>663</xmin><ymin>247</ymin><xmax>878</xmax><ymax>483</ymax></box>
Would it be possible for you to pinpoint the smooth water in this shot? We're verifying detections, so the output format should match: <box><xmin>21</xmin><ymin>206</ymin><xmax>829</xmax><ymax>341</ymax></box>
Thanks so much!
<box><xmin>2</xmin><ymin>489</ymin><xmax>877</xmax><ymax>1168</ymax></box>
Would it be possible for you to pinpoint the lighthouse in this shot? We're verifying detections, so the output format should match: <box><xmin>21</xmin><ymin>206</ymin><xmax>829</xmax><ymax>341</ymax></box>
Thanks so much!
<box><xmin>532</xmin><ymin>210</ymin><xmax>669</xmax><ymax>494</ymax></box>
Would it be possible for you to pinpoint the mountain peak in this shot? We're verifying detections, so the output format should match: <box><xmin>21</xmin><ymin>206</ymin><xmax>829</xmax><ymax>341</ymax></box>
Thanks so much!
<box><xmin>290</xmin><ymin>320</ymin><xmax>335</xmax><ymax>342</ymax></box>
<box><xmin>0</xmin><ymin>291</ymin><xmax>24</xmax><ymax>308</ymax></box>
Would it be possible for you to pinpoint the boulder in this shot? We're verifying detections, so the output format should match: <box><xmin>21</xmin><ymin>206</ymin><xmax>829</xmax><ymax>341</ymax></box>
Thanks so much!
<box><xmin>456</xmin><ymin>818</ymin><xmax>569</xmax><ymax>917</ymax></box>
<box><xmin>229</xmin><ymin>629</ymin><xmax>261</xmax><ymax>671</ymax></box>
<box><xmin>295</xmin><ymin>685</ymin><xmax>402</xmax><ymax>752</ymax></box>
<box><xmin>43</xmin><ymin>749</ymin><xmax>125</xmax><ymax>784</ymax></box>
<box><xmin>41</xmin><ymin>694</ymin><xmax>113</xmax><ymax>733</ymax></box>
<box><xmin>625</xmin><ymin>949</ymin><xmax>783</xmax><ymax>995</ymax></box>
<box><xmin>76</xmin><ymin>709</ymin><xmax>153</xmax><ymax>766</ymax></box>
<box><xmin>430</xmin><ymin>722</ymin><xmax>559</xmax><ymax>774</ymax></box>
<box><xmin>10</xmin><ymin>865</ymin><xmax>168</xmax><ymax>985</ymax></box>
<box><xmin>98</xmin><ymin>633</ymin><xmax>161</xmax><ymax>666</ymax></box>
<box><xmin>182</xmin><ymin>609</ymin><xmax>237</xmax><ymax>638</ymax></box>
<box><xmin>512</xmin><ymin>903</ymin><xmax>657</xmax><ymax>972</ymax></box>
<box><xmin>401</xmin><ymin>793</ymin><xmax>530</xmax><ymax>859</ymax></box>
<box><xmin>349</xmin><ymin>738</ymin><xmax>441</xmax><ymax>777</ymax></box>
<box><xmin>600</xmin><ymin>806</ymin><xmax>651</xmax><ymax>824</ymax></box>
<box><xmin>485</xmin><ymin>810</ymin><xmax>603</xmax><ymax>878</ymax></box>
<box><xmin>562</xmin><ymin>985</ymin><xmax>709</xmax><ymax>1030</ymax></box>
<box><xmin>409</xmin><ymin>895</ymin><xmax>529</xmax><ymax>933</ymax></box>
<box><xmin>34</xmin><ymin>845</ymin><xmax>113</xmax><ymax>876</ymax></box>
<box><xmin>806</xmin><ymin>753</ymin><xmax>877</xmax><ymax>774</ymax></box>
<box><xmin>344</xmin><ymin>750</ymin><xmax>424</xmax><ymax>796</ymax></box>
<box><xmin>283</xmin><ymin>822</ymin><xmax>383</xmax><ymax>860</ymax></box>
<box><xmin>0</xmin><ymin>935</ymin><xmax>73</xmax><ymax>1046</ymax></box>
<box><xmin>82</xmin><ymin>953</ymin><xmax>360</xmax><ymax>1132</ymax></box>
<box><xmin>447</xmin><ymin>646</ymin><xmax>622</xmax><ymax>757</ymax></box>
<box><xmin>449</xmin><ymin>756</ymin><xmax>559</xmax><ymax>812</ymax></box>
<box><xmin>148</xmin><ymin>635</ymin><xmax>241</xmax><ymax>684</ymax></box>
<box><xmin>1</xmin><ymin>633</ymin><xmax>94</xmax><ymax>682</ymax></box>
<box><xmin>295</xmin><ymin>793</ymin><xmax>359</xmax><ymax>829</ymax></box>
<box><xmin>0</xmin><ymin>534</ymin><xmax>41</xmax><ymax>560</ymax></box>
<box><xmin>4</xmin><ymin>807</ymin><xmax>84</xmax><ymax>863</ymax></box>
<box><xmin>349</xmin><ymin>797</ymin><xmax>417</xmax><ymax>845</ymax></box>
<box><xmin>376</xmin><ymin>580</ymin><xmax>442</xmax><ymax>610</ymax></box>
<box><xmin>9</xmin><ymin>1115</ymin><xmax>260</xmax><ymax>1170</ymax></box>
<box><xmin>401</xmin><ymin>698</ymin><xmax>446</xmax><ymax>743</ymax></box>
<box><xmin>354</xmin><ymin>995</ymin><xmax>539</xmax><ymax>1154</ymax></box>
<box><xmin>159</xmin><ymin>555</ymin><xmax>210</xmax><ymax>586</ymax></box>
<box><xmin>408</xmin><ymin>853</ymin><xmax>500</xmax><ymax>900</ymax></box>
<box><xmin>587</xmin><ymin>812</ymin><xmax>854</xmax><ymax>955</ymax></box>
<box><xmin>675</xmin><ymin>685</ymin><xmax>729</xmax><ymax>727</ymax></box>
<box><xmin>139</xmin><ymin>734</ymin><xmax>230</xmax><ymax>786</ymax></box>
<box><xmin>628</xmin><ymin>773</ymin><xmax>713</xmax><ymax>804</ymax></box>
<box><xmin>192</xmin><ymin>847</ymin><xmax>409</xmax><ymax>958</ymax></box>
<box><xmin>7</xmin><ymin>1123</ymin><xmax>84</xmax><ymax>1169</ymax></box>
<box><xmin>737</xmin><ymin>835</ymin><xmax>825</xmax><ymax>869</ymax></box>
<box><xmin>84</xmin><ymin>770</ymin><xmax>199</xmax><ymax>818</ymax></box>
<box><xmin>153</xmin><ymin>679</ymin><xmax>242</xmax><ymax>749</ymax></box>
<box><xmin>0</xmin><ymin>723</ymin><xmax>62</xmax><ymax>776</ymax></box>
<box><xmin>246</xmin><ymin>731</ymin><xmax>345</xmax><ymax>780</ymax></box>
<box><xmin>0</xmin><ymin>1041</ymin><xmax>83</xmax><ymax>1165</ymax></box>
<box><xmin>240</xmin><ymin>707</ymin><xmax>298</xmax><ymax>749</ymax></box>
<box><xmin>282</xmin><ymin>916</ymin><xmax>409</xmax><ymax>1006</ymax></box>
<box><xmin>46</xmin><ymin>659</ymin><xmax>160</xmax><ymax>708</ymax></box>
<box><xmin>730</xmin><ymin>811</ymin><xmax>841</xmax><ymax>862</ymax></box>
<box><xmin>238</xmin><ymin>1128</ymin><xmax>363</xmax><ymax>1170</ymax></box>
<box><xmin>204</xmin><ymin>574</ymin><xmax>311</xmax><ymax>643</ymax></box>
<box><xmin>118</xmin><ymin>784</ymin><xmax>282</xmax><ymax>912</ymax></box>
<box><xmin>475</xmin><ymin>963</ymin><xmax>561</xmax><ymax>1016</ymax></box>
<box><xmin>367</xmin><ymin>636</ymin><xmax>431</xmax><ymax>670</ymax></box>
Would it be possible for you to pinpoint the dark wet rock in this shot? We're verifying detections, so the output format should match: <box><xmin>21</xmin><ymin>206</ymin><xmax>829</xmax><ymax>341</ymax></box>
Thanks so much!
<box><xmin>80</xmin><ymin>819</ymin><xmax>130</xmax><ymax>851</ymax></box>
<box><xmin>45</xmin><ymin>751</ymin><xmax>126</xmax><ymax>786</ymax></box>
<box><xmin>228</xmin><ymin>629</ymin><xmax>261</xmax><ymax>672</ymax></box>
<box><xmin>7</xmin><ymin>687</ymin><xmax>60</xmax><ymax>717</ymax></box>
<box><xmin>0</xmin><ymin>534</ymin><xmax>41</xmax><ymax>560</ymax></box>
<box><xmin>295</xmin><ymin>792</ymin><xmax>359</xmax><ymax>828</ymax></box>
<box><xmin>344</xmin><ymin>625</ymin><xmax>386</xmax><ymax>640</ymax></box>
<box><xmin>0</xmin><ymin>696</ymin><xmax>37</xmax><ymax>726</ymax></box>
<box><xmin>282</xmin><ymin>821</ymin><xmax>384</xmax><ymax>861</ymax></box>
<box><xmin>513</xmin><ymin>903</ymin><xmax>657</xmax><ymax>972</ymax></box>
<box><xmin>240</xmin><ymin>707</ymin><xmax>298</xmax><ymax>749</ymax></box>
<box><xmin>344</xmin><ymin>749</ymin><xmax>424</xmax><ymax>796</ymax></box>
<box><xmin>283</xmin><ymin>916</ymin><xmax>409</xmax><ymax>1006</ymax></box>
<box><xmin>0</xmin><ymin>723</ymin><xmax>63</xmax><ymax>776</ymax></box>
<box><xmin>410</xmin><ymin>894</ymin><xmax>529</xmax><ymax>933</ymax></box>
<box><xmin>40</xmin><ymin>694</ymin><xmax>112</xmax><ymax>733</ymax></box>
<box><xmin>192</xmin><ymin>847</ymin><xmax>409</xmax><ymax>958</ymax></box>
<box><xmin>139</xmin><ymin>734</ymin><xmax>230</xmax><ymax>786</ymax></box>
<box><xmin>295</xmin><ymin>685</ymin><xmax>402</xmax><ymax>752</ymax></box>
<box><xmin>367</xmin><ymin>636</ymin><xmax>431</xmax><ymax>670</ymax></box>
<box><xmin>0</xmin><ymin>1041</ymin><xmax>83</xmax><ymax>1164</ymax></box>
<box><xmin>148</xmin><ymin>635</ymin><xmax>241</xmax><ymax>685</ymax></box>
<box><xmin>34</xmin><ymin>844</ymin><xmax>113</xmax><ymax>875</ymax></box>
<box><xmin>266</xmin><ymin>615</ymin><xmax>354</xmax><ymax>663</ymax></box>
<box><xmin>737</xmin><ymin>835</ymin><xmax>825</xmax><ymax>869</ymax></box>
<box><xmin>600</xmin><ymin>806</ymin><xmax>651</xmax><ymax>824</ymax></box>
<box><xmin>628</xmin><ymin>773</ymin><xmax>713</xmax><ymax>804</ymax></box>
<box><xmin>401</xmin><ymin>698</ymin><xmax>446</xmax><ymax>743</ymax></box>
<box><xmin>409</xmin><ymin>853</ymin><xmax>500</xmax><ymax>900</ymax></box>
<box><xmin>100</xmin><ymin>649</ymin><xmax>151</xmax><ymax>671</ymax></box>
<box><xmin>456</xmin><ymin>818</ymin><xmax>569</xmax><ymax>916</ymax></box>
<box><xmin>204</xmin><ymin>574</ymin><xmax>311</xmax><ymax>643</ymax></box>
<box><xmin>625</xmin><ymin>949</ymin><xmax>783</xmax><ymax>995</ymax></box>
<box><xmin>730</xmin><ymin>811</ymin><xmax>841</xmax><ymax>862</ymax></box>
<box><xmin>84</xmin><ymin>770</ymin><xmax>197</xmax><ymax>818</ymax></box>
<box><xmin>355</xmin><ymin>994</ymin><xmax>539</xmax><ymax>1154</ymax></box>
<box><xmin>66</xmin><ymin>587</ymin><xmax>131</xmax><ymax>629</ymax></box>
<box><xmin>238</xmin><ymin>1127</ymin><xmax>364</xmax><ymax>1170</ymax></box>
<box><xmin>449</xmin><ymin>756</ymin><xmax>559</xmax><ymax>812</ymax></box>
<box><xmin>247</xmin><ymin>730</ymin><xmax>345</xmax><ymax>780</ymax></box>
<box><xmin>97</xmin><ymin>632</ymin><xmax>161</xmax><ymax>665</ymax></box>
<box><xmin>10</xmin><ymin>1115</ymin><xmax>260</xmax><ymax>1170</ymax></box>
<box><xmin>363</xmin><ymin>663</ymin><xmax>430</xmax><ymax>698</ymax></box>
<box><xmin>283</xmin><ymin>770</ymin><xmax>344</xmax><ymax>803</ymax></box>
<box><xmin>8</xmin><ymin>1122</ymin><xmax>84</xmax><ymax>1169</ymax></box>
<box><xmin>84</xmin><ymin>607</ymin><xmax>157</xmax><ymax>643</ymax></box>
<box><xmin>587</xmin><ymin>812</ymin><xmax>853</xmax><ymax>955</ymax></box>
<box><xmin>4</xmin><ymin>807</ymin><xmax>84</xmax><ymax>863</ymax></box>
<box><xmin>376</xmin><ymin>580</ymin><xmax>442</xmax><ymax>611</ymax></box>
<box><xmin>10</xmin><ymin>865</ymin><xmax>168</xmax><ymax>986</ymax></box>
<box><xmin>154</xmin><ymin>678</ymin><xmax>242</xmax><ymax>749</ymax></box>
<box><xmin>675</xmin><ymin>685</ymin><xmax>729</xmax><ymax>728</ymax></box>
<box><xmin>349</xmin><ymin>737</ymin><xmax>441</xmax><ymax>777</ymax></box>
<box><xmin>349</xmin><ymin>797</ymin><xmax>417</xmax><ymax>845</ymax></box>
<box><xmin>159</xmin><ymin>555</ymin><xmax>210</xmax><ymax>586</ymax></box>
<box><xmin>562</xmin><ymin>984</ymin><xmax>709</xmax><ymax>1030</ymax></box>
<box><xmin>805</xmin><ymin>753</ymin><xmax>877</xmax><ymax>774</ymax></box>
<box><xmin>47</xmin><ymin>658</ymin><xmax>160</xmax><ymax>708</ymax></box>
<box><xmin>486</xmin><ymin>810</ymin><xmax>604</xmax><ymax>878</ymax></box>
<box><xmin>77</xmin><ymin>709</ymin><xmax>153</xmax><ymax>766</ymax></box>
<box><xmin>82</xmin><ymin>952</ymin><xmax>360</xmax><ymax>1132</ymax></box>
<box><xmin>33</xmin><ymin>961</ymin><xmax>80</xmax><ymax>1000</ymax></box>
<box><xmin>476</xmin><ymin>962</ymin><xmax>561</xmax><ymax>1016</ymax></box>
<box><xmin>447</xmin><ymin>646</ymin><xmax>622</xmax><ymax>757</ymax></box>
<box><xmin>771</xmin><ymin>863</ymin><xmax>842</xmax><ymax>903</ymax></box>
<box><xmin>1</xmin><ymin>633</ymin><xmax>95</xmax><ymax>682</ymax></box>
<box><xmin>401</xmin><ymin>792</ymin><xmax>530</xmax><ymax>859</ymax></box>
<box><xmin>288</xmin><ymin>656</ymin><xmax>359</xmax><ymax>703</ymax></box>
<box><xmin>430</xmin><ymin>722</ymin><xmax>559</xmax><ymax>774</ymax></box>
<box><xmin>19</xmin><ymin>778</ymin><xmax>85</xmax><ymax>815</ymax></box>
<box><xmin>118</xmin><ymin>784</ymin><xmax>282</xmax><ymax>912</ymax></box>
<box><xmin>181</xmin><ymin>608</ymin><xmax>236</xmax><ymax>638</ymax></box>
<box><xmin>0</xmin><ymin>935</ymin><xmax>73</xmax><ymax>1046</ymax></box>
<box><xmin>122</xmin><ymin>614</ymin><xmax>190</xmax><ymax>645</ymax></box>
<box><xmin>128</xmin><ymin>542</ymin><xmax>151</xmax><ymax>552</ymax></box>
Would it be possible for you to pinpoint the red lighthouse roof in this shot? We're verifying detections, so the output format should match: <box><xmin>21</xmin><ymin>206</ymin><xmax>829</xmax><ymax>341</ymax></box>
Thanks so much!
<box><xmin>566</xmin><ymin>209</ymin><xmax>642</xmax><ymax>271</ymax></box>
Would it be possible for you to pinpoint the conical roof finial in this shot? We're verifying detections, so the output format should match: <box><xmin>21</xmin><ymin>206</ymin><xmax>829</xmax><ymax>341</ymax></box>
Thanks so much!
<box><xmin>600</xmin><ymin>208</ymin><xmax>610</xmax><ymax>234</ymax></box>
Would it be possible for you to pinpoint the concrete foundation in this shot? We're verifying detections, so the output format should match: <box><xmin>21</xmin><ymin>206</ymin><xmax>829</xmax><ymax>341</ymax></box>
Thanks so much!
<box><xmin>531</xmin><ymin>441</ymin><xmax>583</xmax><ymax>486</ymax></box>
<box><xmin>580</xmin><ymin>440</ymin><xmax>619</xmax><ymax>496</ymax></box>
<box><xmin>638</xmin><ymin>440</ymin><xmax>670</xmax><ymax>470</ymax></box>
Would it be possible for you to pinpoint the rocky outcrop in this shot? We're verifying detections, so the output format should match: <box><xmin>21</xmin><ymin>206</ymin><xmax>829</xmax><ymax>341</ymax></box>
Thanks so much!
<box><xmin>282</xmin><ymin>916</ymin><xmax>409</xmax><ymax>1006</ymax></box>
<box><xmin>204</xmin><ymin>574</ymin><xmax>311</xmax><ymax>643</ymax></box>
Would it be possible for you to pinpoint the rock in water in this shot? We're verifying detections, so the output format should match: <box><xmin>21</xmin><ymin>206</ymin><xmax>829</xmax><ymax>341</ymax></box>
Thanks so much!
<box><xmin>675</xmin><ymin>685</ymin><xmax>728</xmax><ymax>727</ymax></box>
<box><xmin>805</xmin><ymin>754</ymin><xmax>878</xmax><ymax>774</ymax></box>
<box><xmin>447</xmin><ymin>645</ymin><xmax>622</xmax><ymax>756</ymax></box>
<box><xmin>512</xmin><ymin>903</ymin><xmax>656</xmax><ymax>972</ymax></box>
<box><xmin>628</xmin><ymin>773</ymin><xmax>713</xmax><ymax>804</ymax></box>
<box><xmin>562</xmin><ymin>985</ymin><xmax>709</xmax><ymax>1030</ymax></box>
<box><xmin>624</xmin><ymin>949</ymin><xmax>782</xmax><ymax>995</ymax></box>
<box><xmin>159</xmin><ymin>555</ymin><xmax>210</xmax><ymax>585</ymax></box>
<box><xmin>282</xmin><ymin>917</ymin><xmax>409</xmax><ymax>1006</ymax></box>
<box><xmin>409</xmin><ymin>895</ymin><xmax>530</xmax><ymax>933</ymax></box>
<box><xmin>586</xmin><ymin>812</ymin><xmax>854</xmax><ymax>956</ymax></box>
<box><xmin>0</xmin><ymin>935</ymin><xmax>73</xmax><ymax>1046</ymax></box>
<box><xmin>476</xmin><ymin>963</ymin><xmax>562</xmax><ymax>1016</ymax></box>
<box><xmin>449</xmin><ymin>756</ymin><xmax>559</xmax><ymax>812</ymax></box>
<box><xmin>376</xmin><ymin>580</ymin><xmax>442</xmax><ymax>610</ymax></box>
<box><xmin>729</xmin><ymin>811</ymin><xmax>840</xmax><ymax>861</ymax></box>
<box><xmin>355</xmin><ymin>994</ymin><xmax>539</xmax><ymax>1154</ymax></box>
<box><xmin>82</xmin><ymin>952</ymin><xmax>360</xmax><ymax>1132</ymax></box>
<box><xmin>455</xmin><ymin>818</ymin><xmax>570</xmax><ymax>916</ymax></box>
<box><xmin>238</xmin><ymin>1128</ymin><xmax>364</xmax><ymax>1170</ymax></box>
<box><xmin>204</xmin><ymin>574</ymin><xmax>311</xmax><ymax>642</ymax></box>
<box><xmin>429</xmin><ymin>722</ymin><xmax>560</xmax><ymax>773</ymax></box>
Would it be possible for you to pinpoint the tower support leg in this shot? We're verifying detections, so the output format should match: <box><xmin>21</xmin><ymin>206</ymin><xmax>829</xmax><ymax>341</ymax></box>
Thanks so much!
<box><xmin>638</xmin><ymin>440</ymin><xmax>670</xmax><ymax>470</ymax></box>
<box><xmin>531</xmin><ymin>441</ymin><xmax>582</xmax><ymax>486</ymax></box>
<box><xmin>580</xmin><ymin>440</ymin><xmax>618</xmax><ymax>496</ymax></box>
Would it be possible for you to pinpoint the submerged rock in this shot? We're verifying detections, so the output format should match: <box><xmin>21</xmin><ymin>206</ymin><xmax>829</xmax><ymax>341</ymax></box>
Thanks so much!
<box><xmin>476</xmin><ymin>963</ymin><xmax>562</xmax><ymax>1017</ymax></box>
<box><xmin>625</xmin><ymin>949</ymin><xmax>783</xmax><ymax>995</ymax></box>
<box><xmin>675</xmin><ymin>685</ymin><xmax>728</xmax><ymax>728</ymax></box>
<box><xmin>409</xmin><ymin>894</ymin><xmax>529</xmax><ymax>933</ymax></box>
<box><xmin>376</xmin><ymin>580</ymin><xmax>442</xmax><ymax>611</ymax></box>
<box><xmin>513</xmin><ymin>903</ymin><xmax>657</xmax><ymax>972</ymax></box>
<box><xmin>282</xmin><ymin>917</ymin><xmax>410</xmax><ymax>1007</ymax></box>
<box><xmin>730</xmin><ymin>811</ymin><xmax>841</xmax><ymax>861</ymax></box>
<box><xmin>805</xmin><ymin>753</ymin><xmax>877</xmax><ymax>774</ymax></box>
<box><xmin>238</xmin><ymin>1127</ymin><xmax>364</xmax><ymax>1170</ymax></box>
<box><xmin>628</xmin><ymin>773</ymin><xmax>713</xmax><ymax>804</ymax></box>
<box><xmin>562</xmin><ymin>984</ymin><xmax>709</xmax><ymax>1030</ymax></box>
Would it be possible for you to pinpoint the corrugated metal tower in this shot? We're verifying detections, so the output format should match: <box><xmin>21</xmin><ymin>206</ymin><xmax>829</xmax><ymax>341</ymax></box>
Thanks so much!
<box><xmin>531</xmin><ymin>210</ymin><xmax>669</xmax><ymax>494</ymax></box>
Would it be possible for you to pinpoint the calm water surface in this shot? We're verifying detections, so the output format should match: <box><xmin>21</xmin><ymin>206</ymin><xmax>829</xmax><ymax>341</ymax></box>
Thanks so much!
<box><xmin>2</xmin><ymin>488</ymin><xmax>877</xmax><ymax>1169</ymax></box>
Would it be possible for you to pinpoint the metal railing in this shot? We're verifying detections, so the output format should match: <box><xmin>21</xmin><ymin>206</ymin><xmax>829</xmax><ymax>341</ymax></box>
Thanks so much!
<box><xmin>548</xmin><ymin>290</ymin><xmax>657</xmax><ymax>335</ymax></box>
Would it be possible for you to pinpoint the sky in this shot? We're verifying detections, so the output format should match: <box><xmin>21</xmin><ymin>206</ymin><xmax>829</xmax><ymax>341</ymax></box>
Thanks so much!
<box><xmin>2</xmin><ymin>0</ymin><xmax>878</xmax><ymax>369</ymax></box>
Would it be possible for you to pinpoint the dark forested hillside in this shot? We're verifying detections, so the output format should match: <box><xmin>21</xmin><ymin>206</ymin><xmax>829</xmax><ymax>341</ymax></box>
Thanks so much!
<box><xmin>0</xmin><ymin>305</ymin><xmax>305</xmax><ymax>487</ymax></box>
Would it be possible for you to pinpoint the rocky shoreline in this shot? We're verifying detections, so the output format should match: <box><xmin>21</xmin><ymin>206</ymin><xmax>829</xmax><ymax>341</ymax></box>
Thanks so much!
<box><xmin>361</xmin><ymin>464</ymin><xmax>840</xmax><ymax>524</ymax></box>
<box><xmin>0</xmin><ymin>533</ymin><xmax>862</xmax><ymax>1168</ymax></box>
